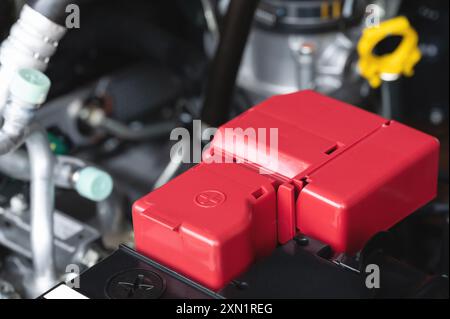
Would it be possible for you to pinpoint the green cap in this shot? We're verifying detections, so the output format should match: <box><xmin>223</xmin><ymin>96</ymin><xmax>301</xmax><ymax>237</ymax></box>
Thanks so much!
<box><xmin>10</xmin><ymin>68</ymin><xmax>51</xmax><ymax>105</ymax></box>
<box><xmin>75</xmin><ymin>167</ymin><xmax>113</xmax><ymax>202</ymax></box>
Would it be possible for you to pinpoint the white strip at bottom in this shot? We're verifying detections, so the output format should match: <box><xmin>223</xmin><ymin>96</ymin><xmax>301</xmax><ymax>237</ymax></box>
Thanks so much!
<box><xmin>44</xmin><ymin>284</ymin><xmax>89</xmax><ymax>299</ymax></box>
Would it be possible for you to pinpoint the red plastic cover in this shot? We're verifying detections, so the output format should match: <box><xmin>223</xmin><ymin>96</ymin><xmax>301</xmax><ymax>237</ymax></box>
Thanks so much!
<box><xmin>209</xmin><ymin>91</ymin><xmax>439</xmax><ymax>254</ymax></box>
<box><xmin>133</xmin><ymin>91</ymin><xmax>439</xmax><ymax>289</ymax></box>
<box><xmin>133</xmin><ymin>163</ymin><xmax>277</xmax><ymax>290</ymax></box>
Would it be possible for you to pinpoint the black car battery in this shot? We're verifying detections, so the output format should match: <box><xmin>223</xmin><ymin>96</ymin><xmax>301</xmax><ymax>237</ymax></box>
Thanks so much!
<box><xmin>40</xmin><ymin>245</ymin><xmax>221</xmax><ymax>299</ymax></box>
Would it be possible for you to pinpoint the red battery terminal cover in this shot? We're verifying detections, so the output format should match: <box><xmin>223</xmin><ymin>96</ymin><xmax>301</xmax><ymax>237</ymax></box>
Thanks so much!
<box><xmin>133</xmin><ymin>91</ymin><xmax>439</xmax><ymax>290</ymax></box>
<box><xmin>133</xmin><ymin>163</ymin><xmax>277</xmax><ymax>290</ymax></box>
<box><xmin>210</xmin><ymin>91</ymin><xmax>439</xmax><ymax>254</ymax></box>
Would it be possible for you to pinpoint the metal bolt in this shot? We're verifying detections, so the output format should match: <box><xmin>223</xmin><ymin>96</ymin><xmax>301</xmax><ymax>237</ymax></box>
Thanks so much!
<box><xmin>294</xmin><ymin>236</ymin><xmax>310</xmax><ymax>247</ymax></box>
<box><xmin>9</xmin><ymin>194</ymin><xmax>28</xmax><ymax>214</ymax></box>
<box><xmin>430</xmin><ymin>107</ymin><xmax>444</xmax><ymax>126</ymax></box>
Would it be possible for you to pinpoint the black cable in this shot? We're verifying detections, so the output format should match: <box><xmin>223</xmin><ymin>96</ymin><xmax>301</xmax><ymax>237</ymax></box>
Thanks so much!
<box><xmin>201</xmin><ymin>0</ymin><xmax>260</xmax><ymax>127</ymax></box>
<box><xmin>0</xmin><ymin>0</ymin><xmax>14</xmax><ymax>40</ymax></box>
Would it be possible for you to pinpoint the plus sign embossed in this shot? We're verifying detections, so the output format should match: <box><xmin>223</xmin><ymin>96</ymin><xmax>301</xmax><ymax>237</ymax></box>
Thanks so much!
<box><xmin>194</xmin><ymin>190</ymin><xmax>226</xmax><ymax>208</ymax></box>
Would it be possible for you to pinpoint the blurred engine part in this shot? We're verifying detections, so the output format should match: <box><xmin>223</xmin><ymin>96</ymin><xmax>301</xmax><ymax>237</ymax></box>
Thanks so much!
<box><xmin>44</xmin><ymin>0</ymin><xmax>205</xmax><ymax>99</ymax></box>
<box><xmin>357</xmin><ymin>16</ymin><xmax>422</xmax><ymax>121</ymax></box>
<box><xmin>0</xmin><ymin>3</ymin><xmax>67</xmax><ymax>110</ymax></box>
<box><xmin>32</xmin><ymin>63</ymin><xmax>188</xmax><ymax>203</ymax></box>
<box><xmin>0</xmin><ymin>67</ymin><xmax>58</xmax><ymax>297</ymax></box>
<box><xmin>237</xmin><ymin>0</ymin><xmax>400</xmax><ymax>104</ymax></box>
<box><xmin>400</xmin><ymin>0</ymin><xmax>449</xmax><ymax>123</ymax></box>
<box><xmin>238</xmin><ymin>0</ymin><xmax>363</xmax><ymax>100</ymax></box>
<box><xmin>37</xmin><ymin>63</ymin><xmax>183</xmax><ymax>147</ymax></box>
<box><xmin>0</xmin><ymin>206</ymin><xmax>100</xmax><ymax>276</ymax></box>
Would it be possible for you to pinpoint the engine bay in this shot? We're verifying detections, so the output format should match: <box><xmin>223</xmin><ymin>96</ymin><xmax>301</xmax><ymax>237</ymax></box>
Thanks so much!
<box><xmin>0</xmin><ymin>0</ymin><xmax>448</xmax><ymax>301</ymax></box>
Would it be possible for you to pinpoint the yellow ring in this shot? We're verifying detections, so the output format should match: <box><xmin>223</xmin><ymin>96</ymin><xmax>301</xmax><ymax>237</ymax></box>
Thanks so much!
<box><xmin>357</xmin><ymin>16</ymin><xmax>422</xmax><ymax>88</ymax></box>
